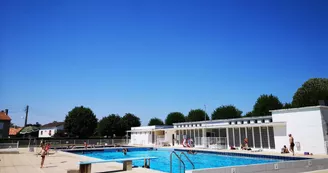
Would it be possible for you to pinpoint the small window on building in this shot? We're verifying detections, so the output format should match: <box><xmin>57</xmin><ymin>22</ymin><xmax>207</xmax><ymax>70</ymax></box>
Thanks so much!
<box><xmin>41</xmin><ymin>131</ymin><xmax>43</xmax><ymax>135</ymax></box>
<box><xmin>269</xmin><ymin>119</ymin><xmax>273</xmax><ymax>122</ymax></box>
<box><xmin>0</xmin><ymin>122</ymin><xmax>3</xmax><ymax>129</ymax></box>
<box><xmin>229</xmin><ymin>122</ymin><xmax>231</xmax><ymax>125</ymax></box>
<box><xmin>262</xmin><ymin>119</ymin><xmax>265</xmax><ymax>123</ymax></box>
<box><xmin>241</xmin><ymin>121</ymin><xmax>244</xmax><ymax>124</ymax></box>
<box><xmin>255</xmin><ymin>120</ymin><xmax>258</xmax><ymax>123</ymax></box>
<box><xmin>247</xmin><ymin>120</ymin><xmax>250</xmax><ymax>124</ymax></box>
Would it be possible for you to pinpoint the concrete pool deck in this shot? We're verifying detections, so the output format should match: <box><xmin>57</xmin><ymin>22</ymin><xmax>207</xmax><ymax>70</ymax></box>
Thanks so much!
<box><xmin>0</xmin><ymin>148</ymin><xmax>162</xmax><ymax>173</ymax></box>
<box><xmin>1</xmin><ymin>147</ymin><xmax>328</xmax><ymax>173</ymax></box>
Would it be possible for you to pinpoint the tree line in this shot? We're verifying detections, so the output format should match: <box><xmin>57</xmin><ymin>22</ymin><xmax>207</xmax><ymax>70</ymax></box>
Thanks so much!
<box><xmin>64</xmin><ymin>78</ymin><xmax>328</xmax><ymax>138</ymax></box>
<box><xmin>148</xmin><ymin>78</ymin><xmax>328</xmax><ymax>124</ymax></box>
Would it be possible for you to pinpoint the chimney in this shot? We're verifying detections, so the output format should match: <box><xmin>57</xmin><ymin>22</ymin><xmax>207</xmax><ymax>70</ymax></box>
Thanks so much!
<box><xmin>5</xmin><ymin>109</ymin><xmax>8</xmax><ymax>115</ymax></box>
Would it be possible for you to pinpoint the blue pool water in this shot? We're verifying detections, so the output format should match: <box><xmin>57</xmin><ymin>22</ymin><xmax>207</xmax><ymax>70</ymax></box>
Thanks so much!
<box><xmin>77</xmin><ymin>148</ymin><xmax>285</xmax><ymax>173</ymax></box>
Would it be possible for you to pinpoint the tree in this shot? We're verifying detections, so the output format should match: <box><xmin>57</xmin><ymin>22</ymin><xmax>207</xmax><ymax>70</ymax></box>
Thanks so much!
<box><xmin>292</xmin><ymin>78</ymin><xmax>328</xmax><ymax>107</ymax></box>
<box><xmin>26</xmin><ymin>122</ymin><xmax>41</xmax><ymax>127</ymax></box>
<box><xmin>148</xmin><ymin>118</ymin><xmax>164</xmax><ymax>126</ymax></box>
<box><xmin>186</xmin><ymin>109</ymin><xmax>209</xmax><ymax>122</ymax></box>
<box><xmin>211</xmin><ymin>105</ymin><xmax>242</xmax><ymax>120</ymax></box>
<box><xmin>97</xmin><ymin>114</ymin><xmax>123</xmax><ymax>137</ymax></box>
<box><xmin>64</xmin><ymin>106</ymin><xmax>98</xmax><ymax>138</ymax></box>
<box><xmin>244</xmin><ymin>112</ymin><xmax>253</xmax><ymax>117</ymax></box>
<box><xmin>120</xmin><ymin>113</ymin><xmax>141</xmax><ymax>134</ymax></box>
<box><xmin>165</xmin><ymin>112</ymin><xmax>186</xmax><ymax>125</ymax></box>
<box><xmin>283</xmin><ymin>102</ymin><xmax>293</xmax><ymax>109</ymax></box>
<box><xmin>252</xmin><ymin>94</ymin><xmax>283</xmax><ymax>116</ymax></box>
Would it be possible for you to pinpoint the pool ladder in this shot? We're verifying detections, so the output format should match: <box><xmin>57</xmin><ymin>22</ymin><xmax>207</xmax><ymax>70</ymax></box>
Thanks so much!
<box><xmin>170</xmin><ymin>151</ymin><xmax>195</xmax><ymax>173</ymax></box>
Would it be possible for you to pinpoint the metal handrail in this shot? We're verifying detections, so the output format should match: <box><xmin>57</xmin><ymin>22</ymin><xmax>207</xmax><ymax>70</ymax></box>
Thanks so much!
<box><xmin>170</xmin><ymin>151</ymin><xmax>185</xmax><ymax>173</ymax></box>
<box><xmin>179</xmin><ymin>152</ymin><xmax>195</xmax><ymax>169</ymax></box>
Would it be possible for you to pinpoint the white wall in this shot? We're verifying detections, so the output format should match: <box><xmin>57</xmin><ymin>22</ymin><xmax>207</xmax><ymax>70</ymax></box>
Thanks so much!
<box><xmin>131</xmin><ymin>132</ymin><xmax>152</xmax><ymax>145</ymax></box>
<box><xmin>39</xmin><ymin>128</ymin><xmax>56</xmax><ymax>138</ymax></box>
<box><xmin>272</xmin><ymin>108</ymin><xmax>326</xmax><ymax>154</ymax></box>
<box><xmin>164</xmin><ymin>130</ymin><xmax>175</xmax><ymax>145</ymax></box>
<box><xmin>38</xmin><ymin>125</ymin><xmax>64</xmax><ymax>138</ymax></box>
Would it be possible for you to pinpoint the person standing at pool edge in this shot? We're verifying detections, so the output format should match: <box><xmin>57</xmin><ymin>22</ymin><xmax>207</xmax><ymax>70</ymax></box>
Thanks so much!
<box><xmin>289</xmin><ymin>134</ymin><xmax>295</xmax><ymax>156</ymax></box>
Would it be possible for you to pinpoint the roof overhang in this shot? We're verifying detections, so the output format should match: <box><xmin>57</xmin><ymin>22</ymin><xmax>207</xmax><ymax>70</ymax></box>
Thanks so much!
<box><xmin>127</xmin><ymin>122</ymin><xmax>286</xmax><ymax>132</ymax></box>
<box><xmin>173</xmin><ymin>122</ymin><xmax>286</xmax><ymax>130</ymax></box>
<box><xmin>127</xmin><ymin>128</ymin><xmax>175</xmax><ymax>133</ymax></box>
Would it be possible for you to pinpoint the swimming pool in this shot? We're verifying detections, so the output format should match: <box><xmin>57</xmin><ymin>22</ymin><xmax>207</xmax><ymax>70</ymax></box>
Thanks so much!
<box><xmin>73</xmin><ymin>148</ymin><xmax>306</xmax><ymax>173</ymax></box>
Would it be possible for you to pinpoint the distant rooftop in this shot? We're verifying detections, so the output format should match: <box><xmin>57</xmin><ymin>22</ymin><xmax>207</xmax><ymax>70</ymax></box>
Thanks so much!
<box><xmin>9</xmin><ymin>127</ymin><xmax>22</xmax><ymax>136</ymax></box>
<box><xmin>0</xmin><ymin>111</ymin><xmax>11</xmax><ymax>121</ymax></box>
<box><xmin>41</xmin><ymin>121</ymin><xmax>64</xmax><ymax>129</ymax></box>
<box><xmin>173</xmin><ymin>115</ymin><xmax>272</xmax><ymax>125</ymax></box>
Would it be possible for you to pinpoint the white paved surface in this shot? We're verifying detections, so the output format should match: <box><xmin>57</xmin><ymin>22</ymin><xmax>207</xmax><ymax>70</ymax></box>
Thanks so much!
<box><xmin>0</xmin><ymin>148</ymin><xmax>161</xmax><ymax>173</ymax></box>
<box><xmin>1</xmin><ymin>147</ymin><xmax>327</xmax><ymax>173</ymax></box>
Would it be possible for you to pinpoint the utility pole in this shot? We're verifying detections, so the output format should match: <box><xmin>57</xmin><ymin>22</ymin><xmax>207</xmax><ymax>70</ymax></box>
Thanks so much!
<box><xmin>24</xmin><ymin>105</ymin><xmax>29</xmax><ymax>127</ymax></box>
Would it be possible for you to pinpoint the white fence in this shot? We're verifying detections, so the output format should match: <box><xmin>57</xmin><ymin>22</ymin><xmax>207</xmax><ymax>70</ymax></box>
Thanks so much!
<box><xmin>2</xmin><ymin>139</ymin><xmax>130</xmax><ymax>148</ymax></box>
<box><xmin>194</xmin><ymin>137</ymin><xmax>227</xmax><ymax>149</ymax></box>
<box><xmin>0</xmin><ymin>142</ymin><xmax>19</xmax><ymax>152</ymax></box>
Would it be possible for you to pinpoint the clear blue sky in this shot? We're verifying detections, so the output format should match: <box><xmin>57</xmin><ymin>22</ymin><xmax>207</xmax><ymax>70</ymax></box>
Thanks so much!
<box><xmin>1</xmin><ymin>0</ymin><xmax>327</xmax><ymax>126</ymax></box>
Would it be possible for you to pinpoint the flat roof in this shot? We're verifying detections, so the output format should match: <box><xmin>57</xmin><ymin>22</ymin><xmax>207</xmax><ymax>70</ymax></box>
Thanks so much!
<box><xmin>173</xmin><ymin>115</ymin><xmax>272</xmax><ymax>126</ymax></box>
<box><xmin>127</xmin><ymin>122</ymin><xmax>285</xmax><ymax>132</ymax></box>
<box><xmin>270</xmin><ymin>105</ymin><xmax>328</xmax><ymax>113</ymax></box>
<box><xmin>173</xmin><ymin>122</ymin><xmax>286</xmax><ymax>130</ymax></box>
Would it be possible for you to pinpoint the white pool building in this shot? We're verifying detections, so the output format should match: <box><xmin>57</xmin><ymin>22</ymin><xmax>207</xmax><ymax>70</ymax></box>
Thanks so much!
<box><xmin>128</xmin><ymin>106</ymin><xmax>328</xmax><ymax>155</ymax></box>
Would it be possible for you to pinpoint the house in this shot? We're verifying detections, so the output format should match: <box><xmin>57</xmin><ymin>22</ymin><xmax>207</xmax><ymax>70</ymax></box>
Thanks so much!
<box><xmin>38</xmin><ymin>121</ymin><xmax>64</xmax><ymax>138</ymax></box>
<box><xmin>128</xmin><ymin>105</ymin><xmax>328</xmax><ymax>155</ymax></box>
<box><xmin>9</xmin><ymin>127</ymin><xmax>22</xmax><ymax>138</ymax></box>
<box><xmin>0</xmin><ymin>109</ymin><xmax>11</xmax><ymax>138</ymax></box>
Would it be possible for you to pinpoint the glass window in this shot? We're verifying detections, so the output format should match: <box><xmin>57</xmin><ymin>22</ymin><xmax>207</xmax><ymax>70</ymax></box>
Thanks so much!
<box><xmin>0</xmin><ymin>122</ymin><xmax>3</xmax><ymax>129</ymax></box>
<box><xmin>253</xmin><ymin>127</ymin><xmax>261</xmax><ymax>148</ymax></box>
<box><xmin>234</xmin><ymin>128</ymin><xmax>240</xmax><ymax>147</ymax></box>
<box><xmin>219</xmin><ymin>128</ymin><xmax>226</xmax><ymax>137</ymax></box>
<box><xmin>240</xmin><ymin>128</ymin><xmax>246</xmax><ymax>145</ymax></box>
<box><xmin>261</xmin><ymin>127</ymin><xmax>269</xmax><ymax>148</ymax></box>
<box><xmin>228</xmin><ymin>128</ymin><xmax>234</xmax><ymax>146</ymax></box>
<box><xmin>268</xmin><ymin>126</ymin><xmax>275</xmax><ymax>149</ymax></box>
<box><xmin>247</xmin><ymin>127</ymin><xmax>254</xmax><ymax>147</ymax></box>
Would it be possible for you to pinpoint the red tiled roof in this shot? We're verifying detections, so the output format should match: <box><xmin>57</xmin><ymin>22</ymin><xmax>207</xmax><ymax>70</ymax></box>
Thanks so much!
<box><xmin>0</xmin><ymin>111</ymin><xmax>11</xmax><ymax>121</ymax></box>
<box><xmin>9</xmin><ymin>127</ymin><xmax>22</xmax><ymax>136</ymax></box>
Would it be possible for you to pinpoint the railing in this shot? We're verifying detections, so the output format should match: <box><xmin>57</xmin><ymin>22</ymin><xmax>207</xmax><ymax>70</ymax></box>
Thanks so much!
<box><xmin>170</xmin><ymin>151</ymin><xmax>185</xmax><ymax>173</ymax></box>
<box><xmin>179</xmin><ymin>152</ymin><xmax>195</xmax><ymax>169</ymax></box>
<box><xmin>0</xmin><ymin>139</ymin><xmax>130</xmax><ymax>148</ymax></box>
<box><xmin>0</xmin><ymin>142</ymin><xmax>19</xmax><ymax>152</ymax></box>
<box><xmin>194</xmin><ymin>137</ymin><xmax>227</xmax><ymax>149</ymax></box>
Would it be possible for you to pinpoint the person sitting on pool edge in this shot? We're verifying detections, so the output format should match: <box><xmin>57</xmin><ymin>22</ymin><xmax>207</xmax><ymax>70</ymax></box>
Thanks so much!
<box><xmin>281</xmin><ymin>145</ymin><xmax>289</xmax><ymax>154</ymax></box>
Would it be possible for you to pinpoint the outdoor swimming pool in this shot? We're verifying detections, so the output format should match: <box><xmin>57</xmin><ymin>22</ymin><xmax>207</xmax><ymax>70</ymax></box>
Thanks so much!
<box><xmin>70</xmin><ymin>147</ymin><xmax>309</xmax><ymax>173</ymax></box>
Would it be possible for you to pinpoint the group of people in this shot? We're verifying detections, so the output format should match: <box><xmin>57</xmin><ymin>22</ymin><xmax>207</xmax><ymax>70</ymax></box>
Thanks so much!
<box><xmin>182</xmin><ymin>138</ymin><xmax>194</xmax><ymax>148</ymax></box>
<box><xmin>281</xmin><ymin>134</ymin><xmax>295</xmax><ymax>155</ymax></box>
<box><xmin>39</xmin><ymin>141</ymin><xmax>51</xmax><ymax>168</ymax></box>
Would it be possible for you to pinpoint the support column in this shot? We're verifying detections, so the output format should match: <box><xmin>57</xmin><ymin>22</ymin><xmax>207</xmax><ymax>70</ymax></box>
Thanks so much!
<box><xmin>79</xmin><ymin>164</ymin><xmax>91</xmax><ymax>173</ymax></box>
<box><xmin>239</xmin><ymin>127</ymin><xmax>241</xmax><ymax>146</ymax></box>
<box><xmin>232</xmin><ymin>128</ymin><xmax>235</xmax><ymax>147</ymax></box>
<box><xmin>267</xmin><ymin>126</ymin><xmax>271</xmax><ymax>149</ymax></box>
<box><xmin>226</xmin><ymin>128</ymin><xmax>229</xmax><ymax>148</ymax></box>
<box><xmin>252</xmin><ymin>127</ymin><xmax>255</xmax><ymax>148</ymax></box>
<box><xmin>123</xmin><ymin>160</ymin><xmax>132</xmax><ymax>171</ymax></box>
<box><xmin>259</xmin><ymin>126</ymin><xmax>262</xmax><ymax>148</ymax></box>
